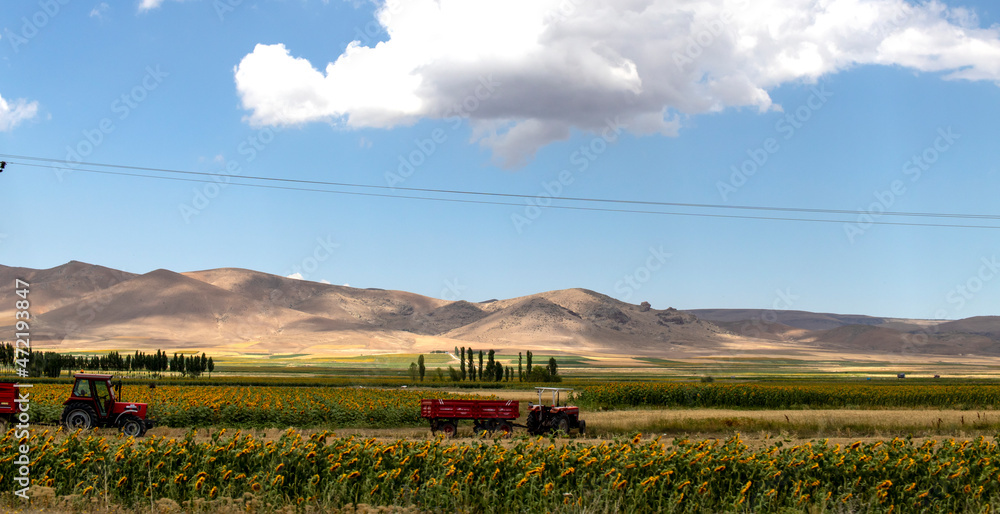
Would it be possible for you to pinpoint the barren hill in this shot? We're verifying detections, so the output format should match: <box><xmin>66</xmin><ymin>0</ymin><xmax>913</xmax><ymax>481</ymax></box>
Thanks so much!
<box><xmin>687</xmin><ymin>309</ymin><xmax>887</xmax><ymax>330</ymax></box>
<box><xmin>2</xmin><ymin>261</ymin><xmax>998</xmax><ymax>360</ymax></box>
<box><xmin>0</xmin><ymin>261</ymin><xmax>136</xmax><ymax>317</ymax></box>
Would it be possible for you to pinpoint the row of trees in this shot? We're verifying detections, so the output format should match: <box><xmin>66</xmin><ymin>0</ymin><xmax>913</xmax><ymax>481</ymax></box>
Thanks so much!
<box><xmin>406</xmin><ymin>349</ymin><xmax>560</xmax><ymax>383</ymax></box>
<box><xmin>0</xmin><ymin>344</ymin><xmax>215</xmax><ymax>378</ymax></box>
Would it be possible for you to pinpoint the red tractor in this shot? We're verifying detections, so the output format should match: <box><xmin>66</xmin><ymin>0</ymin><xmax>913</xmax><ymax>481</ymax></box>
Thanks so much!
<box><xmin>527</xmin><ymin>387</ymin><xmax>585</xmax><ymax>435</ymax></box>
<box><xmin>61</xmin><ymin>373</ymin><xmax>154</xmax><ymax>437</ymax></box>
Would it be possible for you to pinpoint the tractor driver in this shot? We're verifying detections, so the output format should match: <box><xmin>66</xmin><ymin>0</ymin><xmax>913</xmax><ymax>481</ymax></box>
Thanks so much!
<box><xmin>73</xmin><ymin>379</ymin><xmax>91</xmax><ymax>398</ymax></box>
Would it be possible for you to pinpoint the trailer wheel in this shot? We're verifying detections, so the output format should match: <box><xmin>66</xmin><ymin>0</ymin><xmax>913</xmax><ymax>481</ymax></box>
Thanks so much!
<box><xmin>440</xmin><ymin>422</ymin><xmax>457</xmax><ymax>438</ymax></box>
<box><xmin>498</xmin><ymin>422</ymin><xmax>513</xmax><ymax>438</ymax></box>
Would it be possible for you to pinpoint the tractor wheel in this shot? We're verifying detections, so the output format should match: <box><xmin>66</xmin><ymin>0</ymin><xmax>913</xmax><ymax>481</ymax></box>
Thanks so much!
<box><xmin>62</xmin><ymin>403</ymin><xmax>97</xmax><ymax>431</ymax></box>
<box><xmin>440</xmin><ymin>422</ymin><xmax>458</xmax><ymax>438</ymax></box>
<box><xmin>119</xmin><ymin>416</ymin><xmax>145</xmax><ymax>437</ymax></box>
<box><xmin>526</xmin><ymin>413</ymin><xmax>540</xmax><ymax>435</ymax></box>
<box><xmin>578</xmin><ymin>419</ymin><xmax>586</xmax><ymax>435</ymax></box>
<box><xmin>555</xmin><ymin>416</ymin><xmax>570</xmax><ymax>434</ymax></box>
<box><xmin>498</xmin><ymin>422</ymin><xmax>514</xmax><ymax>438</ymax></box>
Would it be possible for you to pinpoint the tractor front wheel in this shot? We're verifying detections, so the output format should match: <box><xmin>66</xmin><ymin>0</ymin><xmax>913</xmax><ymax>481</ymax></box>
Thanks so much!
<box><xmin>555</xmin><ymin>416</ymin><xmax>570</xmax><ymax>434</ymax></box>
<box><xmin>578</xmin><ymin>419</ymin><xmax>586</xmax><ymax>435</ymax></box>
<box><xmin>526</xmin><ymin>412</ymin><xmax>541</xmax><ymax>435</ymax></box>
<box><xmin>119</xmin><ymin>416</ymin><xmax>145</xmax><ymax>437</ymax></box>
<box><xmin>62</xmin><ymin>403</ymin><xmax>97</xmax><ymax>431</ymax></box>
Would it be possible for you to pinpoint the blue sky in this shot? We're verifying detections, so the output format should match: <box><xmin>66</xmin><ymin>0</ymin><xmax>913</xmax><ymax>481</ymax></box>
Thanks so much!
<box><xmin>1</xmin><ymin>0</ymin><xmax>999</xmax><ymax>320</ymax></box>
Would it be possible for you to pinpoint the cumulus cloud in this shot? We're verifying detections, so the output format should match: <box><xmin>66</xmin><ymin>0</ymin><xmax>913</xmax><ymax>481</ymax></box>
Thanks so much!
<box><xmin>286</xmin><ymin>272</ymin><xmax>305</xmax><ymax>280</ymax></box>
<box><xmin>234</xmin><ymin>0</ymin><xmax>1000</xmax><ymax>167</ymax></box>
<box><xmin>138</xmin><ymin>0</ymin><xmax>190</xmax><ymax>12</ymax></box>
<box><xmin>137</xmin><ymin>0</ymin><xmax>164</xmax><ymax>10</ymax></box>
<box><xmin>0</xmin><ymin>93</ymin><xmax>39</xmax><ymax>132</ymax></box>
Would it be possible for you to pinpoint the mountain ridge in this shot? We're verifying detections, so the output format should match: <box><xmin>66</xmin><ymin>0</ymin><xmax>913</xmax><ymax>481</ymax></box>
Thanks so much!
<box><xmin>2</xmin><ymin>262</ymin><xmax>997</xmax><ymax>360</ymax></box>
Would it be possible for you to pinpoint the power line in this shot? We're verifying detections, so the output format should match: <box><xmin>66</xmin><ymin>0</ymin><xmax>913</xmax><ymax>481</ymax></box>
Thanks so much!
<box><xmin>11</xmin><ymin>160</ymin><xmax>1000</xmax><ymax>230</ymax></box>
<box><xmin>5</xmin><ymin>153</ymin><xmax>999</xmax><ymax>221</ymax></box>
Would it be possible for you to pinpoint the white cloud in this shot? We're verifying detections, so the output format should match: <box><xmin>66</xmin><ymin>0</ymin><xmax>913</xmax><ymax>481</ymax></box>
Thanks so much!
<box><xmin>234</xmin><ymin>0</ymin><xmax>1000</xmax><ymax>167</ymax></box>
<box><xmin>0</xmin><ymin>93</ymin><xmax>39</xmax><ymax>132</ymax></box>
<box><xmin>138</xmin><ymin>0</ymin><xmax>190</xmax><ymax>12</ymax></box>
<box><xmin>288</xmin><ymin>273</ymin><xmax>332</xmax><ymax>285</ymax></box>
<box><xmin>137</xmin><ymin>0</ymin><xmax>164</xmax><ymax>11</ymax></box>
<box><xmin>90</xmin><ymin>3</ymin><xmax>110</xmax><ymax>19</ymax></box>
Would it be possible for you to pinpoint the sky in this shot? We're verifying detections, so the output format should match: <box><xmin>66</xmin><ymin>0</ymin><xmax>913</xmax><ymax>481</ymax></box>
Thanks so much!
<box><xmin>1</xmin><ymin>0</ymin><xmax>999</xmax><ymax>320</ymax></box>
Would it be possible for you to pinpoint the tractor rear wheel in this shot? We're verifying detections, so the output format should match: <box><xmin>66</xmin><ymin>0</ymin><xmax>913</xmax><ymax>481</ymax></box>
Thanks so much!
<box><xmin>440</xmin><ymin>422</ymin><xmax>457</xmax><ymax>438</ymax></box>
<box><xmin>62</xmin><ymin>403</ymin><xmax>97</xmax><ymax>431</ymax></box>
<box><xmin>555</xmin><ymin>416</ymin><xmax>570</xmax><ymax>434</ymax></box>
<box><xmin>119</xmin><ymin>416</ymin><xmax>145</xmax><ymax>437</ymax></box>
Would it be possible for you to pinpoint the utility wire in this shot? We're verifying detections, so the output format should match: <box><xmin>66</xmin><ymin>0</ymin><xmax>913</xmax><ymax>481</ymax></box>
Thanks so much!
<box><xmin>4</xmin><ymin>153</ymin><xmax>999</xmax><ymax>221</ymax></box>
<box><xmin>12</xmin><ymin>160</ymin><xmax>1000</xmax><ymax>230</ymax></box>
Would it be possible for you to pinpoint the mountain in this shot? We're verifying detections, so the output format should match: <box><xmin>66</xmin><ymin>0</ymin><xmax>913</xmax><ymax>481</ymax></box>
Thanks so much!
<box><xmin>686</xmin><ymin>309</ymin><xmax>888</xmax><ymax>330</ymax></box>
<box><xmin>0</xmin><ymin>261</ymin><xmax>136</xmax><ymax>317</ymax></box>
<box><xmin>2</xmin><ymin>261</ymin><xmax>998</xmax><ymax>360</ymax></box>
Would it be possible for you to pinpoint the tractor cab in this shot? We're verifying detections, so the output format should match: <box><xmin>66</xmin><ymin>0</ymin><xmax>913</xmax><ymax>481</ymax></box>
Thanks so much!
<box><xmin>526</xmin><ymin>387</ymin><xmax>585</xmax><ymax>435</ymax></box>
<box><xmin>62</xmin><ymin>373</ymin><xmax>154</xmax><ymax>437</ymax></box>
<box><xmin>68</xmin><ymin>374</ymin><xmax>117</xmax><ymax>417</ymax></box>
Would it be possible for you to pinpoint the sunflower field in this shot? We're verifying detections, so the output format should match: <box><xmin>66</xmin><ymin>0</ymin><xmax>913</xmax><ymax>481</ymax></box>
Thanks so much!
<box><xmin>22</xmin><ymin>384</ymin><xmax>484</xmax><ymax>428</ymax></box>
<box><xmin>6</xmin><ymin>428</ymin><xmax>1000</xmax><ymax>512</ymax></box>
<box><xmin>577</xmin><ymin>382</ymin><xmax>1000</xmax><ymax>410</ymax></box>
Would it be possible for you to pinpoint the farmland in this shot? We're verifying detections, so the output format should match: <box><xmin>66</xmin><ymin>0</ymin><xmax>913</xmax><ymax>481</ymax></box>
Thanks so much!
<box><xmin>11</xmin><ymin>378</ymin><xmax>1000</xmax><ymax>511</ymax></box>
<box><xmin>9</xmin><ymin>427</ymin><xmax>1000</xmax><ymax>513</ymax></box>
<box><xmin>20</xmin><ymin>383</ymin><xmax>488</xmax><ymax>429</ymax></box>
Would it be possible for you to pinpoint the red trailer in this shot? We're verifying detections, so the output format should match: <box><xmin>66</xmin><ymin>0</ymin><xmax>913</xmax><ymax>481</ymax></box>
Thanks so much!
<box><xmin>420</xmin><ymin>399</ymin><xmax>520</xmax><ymax>437</ymax></box>
<box><xmin>0</xmin><ymin>382</ymin><xmax>18</xmax><ymax>430</ymax></box>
